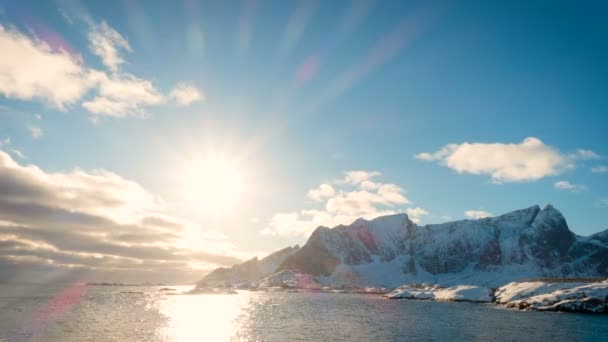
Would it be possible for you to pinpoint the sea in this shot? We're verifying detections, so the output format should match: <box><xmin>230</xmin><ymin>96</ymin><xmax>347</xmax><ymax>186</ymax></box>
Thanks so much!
<box><xmin>0</xmin><ymin>284</ymin><xmax>607</xmax><ymax>341</ymax></box>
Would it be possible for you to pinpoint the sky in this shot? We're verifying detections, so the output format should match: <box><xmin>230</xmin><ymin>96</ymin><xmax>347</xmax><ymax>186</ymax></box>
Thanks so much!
<box><xmin>0</xmin><ymin>0</ymin><xmax>607</xmax><ymax>284</ymax></box>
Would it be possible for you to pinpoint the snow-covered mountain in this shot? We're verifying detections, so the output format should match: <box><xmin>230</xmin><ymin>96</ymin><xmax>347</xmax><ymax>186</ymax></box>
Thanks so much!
<box><xmin>197</xmin><ymin>205</ymin><xmax>608</xmax><ymax>288</ymax></box>
<box><xmin>197</xmin><ymin>245</ymin><xmax>300</xmax><ymax>287</ymax></box>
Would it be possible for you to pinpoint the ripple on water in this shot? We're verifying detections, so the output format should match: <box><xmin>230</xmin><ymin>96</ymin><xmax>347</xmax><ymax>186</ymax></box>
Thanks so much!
<box><xmin>1</xmin><ymin>286</ymin><xmax>608</xmax><ymax>342</ymax></box>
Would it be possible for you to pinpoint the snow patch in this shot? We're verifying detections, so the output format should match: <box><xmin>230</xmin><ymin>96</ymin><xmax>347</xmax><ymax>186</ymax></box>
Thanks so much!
<box><xmin>385</xmin><ymin>284</ymin><xmax>492</xmax><ymax>302</ymax></box>
<box><xmin>495</xmin><ymin>280</ymin><xmax>608</xmax><ymax>313</ymax></box>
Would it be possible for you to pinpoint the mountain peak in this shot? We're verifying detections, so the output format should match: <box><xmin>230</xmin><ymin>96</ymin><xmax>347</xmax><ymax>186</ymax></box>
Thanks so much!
<box><xmin>521</xmin><ymin>203</ymin><xmax>575</xmax><ymax>267</ymax></box>
<box><xmin>197</xmin><ymin>204</ymin><xmax>607</xmax><ymax>288</ymax></box>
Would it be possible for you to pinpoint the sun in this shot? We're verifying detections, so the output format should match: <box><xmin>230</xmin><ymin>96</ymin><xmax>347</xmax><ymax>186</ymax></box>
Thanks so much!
<box><xmin>181</xmin><ymin>153</ymin><xmax>245</xmax><ymax>214</ymax></box>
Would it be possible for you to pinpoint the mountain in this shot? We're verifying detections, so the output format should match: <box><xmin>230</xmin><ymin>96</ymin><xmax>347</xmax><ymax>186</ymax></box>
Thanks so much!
<box><xmin>197</xmin><ymin>205</ymin><xmax>608</xmax><ymax>288</ymax></box>
<box><xmin>197</xmin><ymin>245</ymin><xmax>300</xmax><ymax>287</ymax></box>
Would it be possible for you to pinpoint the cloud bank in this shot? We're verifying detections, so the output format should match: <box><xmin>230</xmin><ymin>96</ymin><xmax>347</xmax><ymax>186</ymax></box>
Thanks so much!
<box><xmin>0</xmin><ymin>149</ymin><xmax>244</xmax><ymax>283</ymax></box>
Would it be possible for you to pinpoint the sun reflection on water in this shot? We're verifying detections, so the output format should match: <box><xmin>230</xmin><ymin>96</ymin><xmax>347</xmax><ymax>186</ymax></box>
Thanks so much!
<box><xmin>159</xmin><ymin>292</ymin><xmax>250</xmax><ymax>342</ymax></box>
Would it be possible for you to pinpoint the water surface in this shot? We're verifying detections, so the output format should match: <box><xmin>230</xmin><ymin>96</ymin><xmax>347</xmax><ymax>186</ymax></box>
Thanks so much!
<box><xmin>1</xmin><ymin>285</ymin><xmax>607</xmax><ymax>341</ymax></box>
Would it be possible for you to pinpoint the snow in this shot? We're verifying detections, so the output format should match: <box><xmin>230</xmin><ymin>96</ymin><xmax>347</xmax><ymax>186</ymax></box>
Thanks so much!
<box><xmin>316</xmin><ymin>204</ymin><xmax>606</xmax><ymax>288</ymax></box>
<box><xmin>434</xmin><ymin>285</ymin><xmax>493</xmax><ymax>302</ymax></box>
<box><xmin>197</xmin><ymin>204</ymin><xmax>607</xmax><ymax>294</ymax></box>
<box><xmin>256</xmin><ymin>270</ymin><xmax>320</xmax><ymax>289</ymax></box>
<box><xmin>384</xmin><ymin>284</ymin><xmax>492</xmax><ymax>302</ymax></box>
<box><xmin>495</xmin><ymin>280</ymin><xmax>608</xmax><ymax>312</ymax></box>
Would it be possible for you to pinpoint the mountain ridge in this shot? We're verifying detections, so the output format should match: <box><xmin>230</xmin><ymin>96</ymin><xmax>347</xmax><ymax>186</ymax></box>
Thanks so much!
<box><xmin>198</xmin><ymin>204</ymin><xmax>607</xmax><ymax>288</ymax></box>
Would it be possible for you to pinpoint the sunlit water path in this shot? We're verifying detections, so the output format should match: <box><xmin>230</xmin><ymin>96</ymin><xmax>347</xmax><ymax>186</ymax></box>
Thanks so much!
<box><xmin>1</xmin><ymin>285</ymin><xmax>607</xmax><ymax>341</ymax></box>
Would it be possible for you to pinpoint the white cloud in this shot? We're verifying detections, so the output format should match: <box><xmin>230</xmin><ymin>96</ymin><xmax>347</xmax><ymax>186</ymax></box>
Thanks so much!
<box><xmin>0</xmin><ymin>137</ymin><xmax>26</xmax><ymax>159</ymax></box>
<box><xmin>0</xmin><ymin>25</ymin><xmax>91</xmax><ymax>109</ymax></box>
<box><xmin>307</xmin><ymin>183</ymin><xmax>336</xmax><ymax>202</ymax></box>
<box><xmin>342</xmin><ymin>170</ymin><xmax>381</xmax><ymax>185</ymax></box>
<box><xmin>406</xmin><ymin>207</ymin><xmax>428</xmax><ymax>223</ymax></box>
<box><xmin>571</xmin><ymin>149</ymin><xmax>600</xmax><ymax>160</ymax></box>
<box><xmin>464</xmin><ymin>210</ymin><xmax>493</xmax><ymax>219</ymax></box>
<box><xmin>170</xmin><ymin>83</ymin><xmax>203</xmax><ymax>106</ymax></box>
<box><xmin>262</xmin><ymin>171</ymin><xmax>409</xmax><ymax>237</ymax></box>
<box><xmin>88</xmin><ymin>21</ymin><xmax>131</xmax><ymax>72</ymax></box>
<box><xmin>416</xmin><ymin>137</ymin><xmax>596</xmax><ymax>183</ymax></box>
<box><xmin>592</xmin><ymin>166</ymin><xmax>608</xmax><ymax>173</ymax></box>
<box><xmin>28</xmin><ymin>125</ymin><xmax>43</xmax><ymax>139</ymax></box>
<box><xmin>554</xmin><ymin>180</ymin><xmax>587</xmax><ymax>192</ymax></box>
<box><xmin>83</xmin><ymin>70</ymin><xmax>164</xmax><ymax>118</ymax></box>
<box><xmin>0</xmin><ymin>23</ymin><xmax>200</xmax><ymax>120</ymax></box>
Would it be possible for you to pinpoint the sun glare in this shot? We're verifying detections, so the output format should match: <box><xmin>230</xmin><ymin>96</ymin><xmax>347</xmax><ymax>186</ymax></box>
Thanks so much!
<box><xmin>181</xmin><ymin>153</ymin><xmax>245</xmax><ymax>215</ymax></box>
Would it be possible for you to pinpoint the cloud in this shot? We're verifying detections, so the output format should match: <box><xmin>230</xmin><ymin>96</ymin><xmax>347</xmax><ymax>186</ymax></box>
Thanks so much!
<box><xmin>88</xmin><ymin>21</ymin><xmax>131</xmax><ymax>72</ymax></box>
<box><xmin>262</xmin><ymin>171</ymin><xmax>410</xmax><ymax>237</ymax></box>
<box><xmin>571</xmin><ymin>149</ymin><xmax>600</xmax><ymax>160</ymax></box>
<box><xmin>0</xmin><ymin>25</ymin><xmax>91</xmax><ymax>109</ymax></box>
<box><xmin>28</xmin><ymin>125</ymin><xmax>43</xmax><ymax>139</ymax></box>
<box><xmin>83</xmin><ymin>70</ymin><xmax>164</xmax><ymax>118</ymax></box>
<box><xmin>554</xmin><ymin>180</ymin><xmax>587</xmax><ymax>193</ymax></box>
<box><xmin>342</xmin><ymin>170</ymin><xmax>381</xmax><ymax>185</ymax></box>
<box><xmin>464</xmin><ymin>210</ymin><xmax>493</xmax><ymax>219</ymax></box>
<box><xmin>592</xmin><ymin>166</ymin><xmax>608</xmax><ymax>173</ymax></box>
<box><xmin>170</xmin><ymin>83</ymin><xmax>203</xmax><ymax>106</ymax></box>
<box><xmin>307</xmin><ymin>183</ymin><xmax>336</xmax><ymax>202</ymax></box>
<box><xmin>416</xmin><ymin>137</ymin><xmax>596</xmax><ymax>183</ymax></box>
<box><xmin>0</xmin><ymin>137</ymin><xmax>26</xmax><ymax>159</ymax></box>
<box><xmin>0</xmin><ymin>23</ymin><xmax>200</xmax><ymax>119</ymax></box>
<box><xmin>405</xmin><ymin>207</ymin><xmax>428</xmax><ymax>223</ymax></box>
<box><xmin>0</xmin><ymin>149</ymin><xmax>245</xmax><ymax>283</ymax></box>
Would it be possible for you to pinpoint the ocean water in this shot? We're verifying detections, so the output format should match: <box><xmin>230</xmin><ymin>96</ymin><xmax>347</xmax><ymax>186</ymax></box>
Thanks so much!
<box><xmin>0</xmin><ymin>284</ymin><xmax>607</xmax><ymax>341</ymax></box>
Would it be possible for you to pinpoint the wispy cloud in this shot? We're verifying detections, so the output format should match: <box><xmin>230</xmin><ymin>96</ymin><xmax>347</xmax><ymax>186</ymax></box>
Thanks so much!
<box><xmin>28</xmin><ymin>125</ymin><xmax>43</xmax><ymax>139</ymax></box>
<box><xmin>83</xmin><ymin>70</ymin><xmax>164</xmax><ymax>118</ymax></box>
<box><xmin>592</xmin><ymin>165</ymin><xmax>608</xmax><ymax>173</ymax></box>
<box><xmin>554</xmin><ymin>180</ymin><xmax>587</xmax><ymax>192</ymax></box>
<box><xmin>261</xmin><ymin>170</ymin><xmax>411</xmax><ymax>237</ymax></box>
<box><xmin>0</xmin><ymin>137</ymin><xmax>26</xmax><ymax>159</ymax></box>
<box><xmin>169</xmin><ymin>83</ymin><xmax>203</xmax><ymax>106</ymax></box>
<box><xmin>88</xmin><ymin>21</ymin><xmax>131</xmax><ymax>72</ymax></box>
<box><xmin>464</xmin><ymin>210</ymin><xmax>493</xmax><ymax>219</ymax></box>
<box><xmin>416</xmin><ymin>137</ymin><xmax>598</xmax><ymax>183</ymax></box>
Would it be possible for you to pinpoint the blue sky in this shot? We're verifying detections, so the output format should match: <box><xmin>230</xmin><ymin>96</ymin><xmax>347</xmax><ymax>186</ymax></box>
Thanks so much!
<box><xmin>0</xmin><ymin>0</ymin><xmax>607</xmax><ymax>282</ymax></box>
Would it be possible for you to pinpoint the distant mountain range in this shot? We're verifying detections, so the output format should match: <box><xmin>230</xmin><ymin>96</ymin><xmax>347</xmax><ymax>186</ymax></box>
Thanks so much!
<box><xmin>198</xmin><ymin>205</ymin><xmax>608</xmax><ymax>288</ymax></box>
